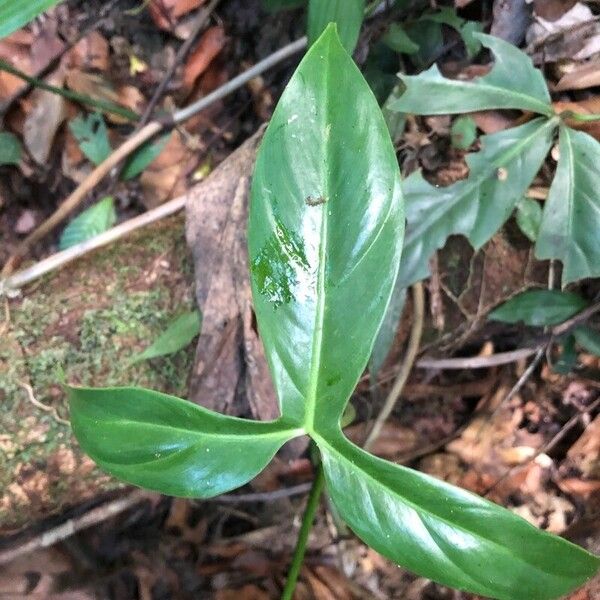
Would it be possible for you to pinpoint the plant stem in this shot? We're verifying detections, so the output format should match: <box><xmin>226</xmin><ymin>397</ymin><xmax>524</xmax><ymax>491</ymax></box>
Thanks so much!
<box><xmin>281</xmin><ymin>464</ymin><xmax>325</xmax><ymax>600</ymax></box>
<box><xmin>560</xmin><ymin>110</ymin><xmax>600</xmax><ymax>123</ymax></box>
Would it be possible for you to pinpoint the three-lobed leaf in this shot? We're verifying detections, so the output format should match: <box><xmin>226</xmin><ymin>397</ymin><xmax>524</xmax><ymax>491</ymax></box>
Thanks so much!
<box><xmin>318</xmin><ymin>432</ymin><xmax>599</xmax><ymax>600</ymax></box>
<box><xmin>307</xmin><ymin>0</ymin><xmax>365</xmax><ymax>54</ymax></box>
<box><xmin>489</xmin><ymin>289</ymin><xmax>588</xmax><ymax>327</ymax></box>
<box><xmin>69</xmin><ymin>386</ymin><xmax>301</xmax><ymax>497</ymax></box>
<box><xmin>249</xmin><ymin>24</ymin><xmax>404</xmax><ymax>429</ymax></box>
<box><xmin>392</xmin><ymin>33</ymin><xmax>553</xmax><ymax>116</ymax></box>
<box><xmin>536</xmin><ymin>126</ymin><xmax>600</xmax><ymax>284</ymax></box>
<box><xmin>399</xmin><ymin>118</ymin><xmax>556</xmax><ymax>289</ymax></box>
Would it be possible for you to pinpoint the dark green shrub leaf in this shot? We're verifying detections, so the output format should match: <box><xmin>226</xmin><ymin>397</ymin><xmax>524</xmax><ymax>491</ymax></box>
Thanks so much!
<box><xmin>261</xmin><ymin>0</ymin><xmax>305</xmax><ymax>11</ymax></box>
<box><xmin>0</xmin><ymin>0</ymin><xmax>62</xmax><ymax>38</ymax></box>
<box><xmin>318</xmin><ymin>432</ymin><xmax>600</xmax><ymax>600</ymax></box>
<box><xmin>553</xmin><ymin>334</ymin><xmax>577</xmax><ymax>375</ymax></box>
<box><xmin>69</xmin><ymin>386</ymin><xmax>301</xmax><ymax>497</ymax></box>
<box><xmin>421</xmin><ymin>8</ymin><xmax>482</xmax><ymax>57</ymax></box>
<box><xmin>489</xmin><ymin>289</ymin><xmax>588</xmax><ymax>326</ymax></box>
<box><xmin>129</xmin><ymin>310</ymin><xmax>201</xmax><ymax>365</ymax></box>
<box><xmin>450</xmin><ymin>115</ymin><xmax>477</xmax><ymax>150</ymax></box>
<box><xmin>392</xmin><ymin>34</ymin><xmax>553</xmax><ymax>116</ymax></box>
<box><xmin>516</xmin><ymin>197</ymin><xmax>543</xmax><ymax>242</ymax></box>
<box><xmin>69</xmin><ymin>113</ymin><xmax>112</xmax><ymax>166</ymax></box>
<box><xmin>121</xmin><ymin>134</ymin><xmax>170</xmax><ymax>180</ymax></box>
<box><xmin>399</xmin><ymin>118</ymin><xmax>556</xmax><ymax>289</ymax></box>
<box><xmin>0</xmin><ymin>131</ymin><xmax>22</xmax><ymax>165</ymax></box>
<box><xmin>249</xmin><ymin>24</ymin><xmax>403</xmax><ymax>428</ymax></box>
<box><xmin>382</xmin><ymin>23</ymin><xmax>419</xmax><ymax>54</ymax></box>
<box><xmin>536</xmin><ymin>126</ymin><xmax>600</xmax><ymax>284</ymax></box>
<box><xmin>574</xmin><ymin>326</ymin><xmax>600</xmax><ymax>357</ymax></box>
<box><xmin>307</xmin><ymin>0</ymin><xmax>365</xmax><ymax>53</ymax></box>
<box><xmin>59</xmin><ymin>197</ymin><xmax>116</xmax><ymax>251</ymax></box>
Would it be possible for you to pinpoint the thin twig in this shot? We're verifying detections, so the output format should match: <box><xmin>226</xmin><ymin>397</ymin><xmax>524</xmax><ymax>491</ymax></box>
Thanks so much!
<box><xmin>0</xmin><ymin>490</ymin><xmax>155</xmax><ymax>565</ymax></box>
<box><xmin>1</xmin><ymin>196</ymin><xmax>186</xmax><ymax>294</ymax></box>
<box><xmin>17</xmin><ymin>380</ymin><xmax>69</xmax><ymax>425</ymax></box>
<box><xmin>1</xmin><ymin>36</ymin><xmax>307</xmax><ymax>278</ymax></box>
<box><xmin>415</xmin><ymin>346</ymin><xmax>543</xmax><ymax>370</ymax></box>
<box><xmin>215</xmin><ymin>482</ymin><xmax>313</xmax><ymax>504</ymax></box>
<box><xmin>365</xmin><ymin>282</ymin><xmax>425</xmax><ymax>450</ymax></box>
<box><xmin>554</xmin><ymin>301</ymin><xmax>600</xmax><ymax>336</ymax></box>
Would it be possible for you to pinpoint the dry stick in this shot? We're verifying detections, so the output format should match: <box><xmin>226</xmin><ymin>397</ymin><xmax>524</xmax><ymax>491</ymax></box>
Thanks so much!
<box><xmin>0</xmin><ymin>490</ymin><xmax>155</xmax><ymax>565</ymax></box>
<box><xmin>364</xmin><ymin>282</ymin><xmax>425</xmax><ymax>451</ymax></box>
<box><xmin>415</xmin><ymin>346</ymin><xmax>543</xmax><ymax>370</ymax></box>
<box><xmin>0</xmin><ymin>36</ymin><xmax>308</xmax><ymax>278</ymax></box>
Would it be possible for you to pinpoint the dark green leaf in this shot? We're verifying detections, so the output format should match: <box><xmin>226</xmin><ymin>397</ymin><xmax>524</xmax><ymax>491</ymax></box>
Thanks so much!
<box><xmin>318</xmin><ymin>431</ymin><xmax>600</xmax><ymax>600</ymax></box>
<box><xmin>489</xmin><ymin>289</ymin><xmax>588</xmax><ymax>327</ymax></box>
<box><xmin>129</xmin><ymin>310</ymin><xmax>201</xmax><ymax>365</ymax></box>
<box><xmin>362</xmin><ymin>41</ymin><xmax>399</xmax><ymax>103</ymax></box>
<box><xmin>59</xmin><ymin>197</ymin><xmax>116</xmax><ymax>250</ymax></box>
<box><xmin>536</xmin><ymin>126</ymin><xmax>600</xmax><ymax>284</ymax></box>
<box><xmin>249</xmin><ymin>24</ymin><xmax>404</xmax><ymax>428</ymax></box>
<box><xmin>0</xmin><ymin>0</ymin><xmax>62</xmax><ymax>38</ymax></box>
<box><xmin>121</xmin><ymin>134</ymin><xmax>170</xmax><ymax>180</ymax></box>
<box><xmin>261</xmin><ymin>0</ymin><xmax>305</xmax><ymax>11</ymax></box>
<box><xmin>420</xmin><ymin>8</ymin><xmax>482</xmax><ymax>57</ymax></box>
<box><xmin>574</xmin><ymin>326</ymin><xmax>600</xmax><ymax>357</ymax></box>
<box><xmin>69</xmin><ymin>113</ymin><xmax>112</xmax><ymax>166</ymax></box>
<box><xmin>392</xmin><ymin>34</ymin><xmax>553</xmax><ymax>116</ymax></box>
<box><xmin>307</xmin><ymin>0</ymin><xmax>365</xmax><ymax>53</ymax></box>
<box><xmin>516</xmin><ymin>197</ymin><xmax>543</xmax><ymax>242</ymax></box>
<box><xmin>382</xmin><ymin>23</ymin><xmax>419</xmax><ymax>54</ymax></box>
<box><xmin>450</xmin><ymin>115</ymin><xmax>477</xmax><ymax>150</ymax></box>
<box><xmin>382</xmin><ymin>85</ymin><xmax>406</xmax><ymax>144</ymax></box>
<box><xmin>69</xmin><ymin>386</ymin><xmax>301</xmax><ymax>497</ymax></box>
<box><xmin>0</xmin><ymin>131</ymin><xmax>22</xmax><ymax>165</ymax></box>
<box><xmin>459</xmin><ymin>21</ymin><xmax>483</xmax><ymax>57</ymax></box>
<box><xmin>403</xmin><ymin>20</ymin><xmax>444</xmax><ymax>68</ymax></box>
<box><xmin>399</xmin><ymin>118</ymin><xmax>556</xmax><ymax>289</ymax></box>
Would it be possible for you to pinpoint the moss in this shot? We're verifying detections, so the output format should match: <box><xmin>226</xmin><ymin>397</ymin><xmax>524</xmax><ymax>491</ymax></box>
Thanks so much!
<box><xmin>0</xmin><ymin>216</ymin><xmax>195</xmax><ymax>531</ymax></box>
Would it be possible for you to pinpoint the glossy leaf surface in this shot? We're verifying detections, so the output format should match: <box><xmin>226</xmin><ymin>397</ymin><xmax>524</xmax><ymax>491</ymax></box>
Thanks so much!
<box><xmin>129</xmin><ymin>310</ymin><xmax>201</xmax><ymax>365</ymax></box>
<box><xmin>392</xmin><ymin>34</ymin><xmax>553</xmax><ymax>116</ymax></box>
<box><xmin>318</xmin><ymin>432</ymin><xmax>600</xmax><ymax>600</ymax></box>
<box><xmin>307</xmin><ymin>0</ymin><xmax>365</xmax><ymax>54</ymax></box>
<box><xmin>489</xmin><ymin>289</ymin><xmax>587</xmax><ymax>327</ymax></box>
<box><xmin>399</xmin><ymin>118</ymin><xmax>555</xmax><ymax>288</ymax></box>
<box><xmin>69</xmin><ymin>386</ymin><xmax>300</xmax><ymax>497</ymax></box>
<box><xmin>249</xmin><ymin>24</ymin><xmax>404</xmax><ymax>428</ymax></box>
<box><xmin>536</xmin><ymin>126</ymin><xmax>600</xmax><ymax>284</ymax></box>
<box><xmin>0</xmin><ymin>0</ymin><xmax>62</xmax><ymax>38</ymax></box>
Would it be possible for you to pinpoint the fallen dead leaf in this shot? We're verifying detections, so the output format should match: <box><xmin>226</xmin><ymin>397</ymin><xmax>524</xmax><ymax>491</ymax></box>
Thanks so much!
<box><xmin>68</xmin><ymin>31</ymin><xmax>110</xmax><ymax>71</ymax></box>
<box><xmin>183</xmin><ymin>25</ymin><xmax>227</xmax><ymax>91</ymax></box>
<box><xmin>471</xmin><ymin>110</ymin><xmax>516</xmax><ymax>134</ymax></box>
<box><xmin>566</xmin><ymin>414</ymin><xmax>600</xmax><ymax>479</ymax></box>
<box><xmin>555</xmin><ymin>60</ymin><xmax>600</xmax><ymax>91</ymax></box>
<box><xmin>149</xmin><ymin>0</ymin><xmax>206</xmax><ymax>31</ymax></box>
<box><xmin>554</xmin><ymin>97</ymin><xmax>600</xmax><ymax>140</ymax></box>
<box><xmin>534</xmin><ymin>0</ymin><xmax>578</xmax><ymax>21</ymax></box>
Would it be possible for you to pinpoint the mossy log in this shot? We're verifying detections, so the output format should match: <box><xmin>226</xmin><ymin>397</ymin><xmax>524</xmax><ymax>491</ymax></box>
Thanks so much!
<box><xmin>0</xmin><ymin>215</ymin><xmax>195</xmax><ymax>534</ymax></box>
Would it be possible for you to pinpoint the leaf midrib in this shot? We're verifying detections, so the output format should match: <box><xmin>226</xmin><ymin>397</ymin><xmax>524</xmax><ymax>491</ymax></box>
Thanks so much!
<box><xmin>316</xmin><ymin>432</ymin><xmax>580</xmax><ymax>584</ymax></box>
<box><xmin>405</xmin><ymin>117</ymin><xmax>557</xmax><ymax>246</ymax></box>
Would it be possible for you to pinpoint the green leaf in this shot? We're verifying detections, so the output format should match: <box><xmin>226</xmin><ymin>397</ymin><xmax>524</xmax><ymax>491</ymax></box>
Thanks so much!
<box><xmin>516</xmin><ymin>197</ymin><xmax>543</xmax><ymax>242</ymax></box>
<box><xmin>0</xmin><ymin>0</ymin><xmax>62</xmax><ymax>38</ymax></box>
<box><xmin>420</xmin><ymin>8</ymin><xmax>482</xmax><ymax>58</ymax></box>
<box><xmin>382</xmin><ymin>85</ymin><xmax>406</xmax><ymax>144</ymax></box>
<box><xmin>261</xmin><ymin>0</ymin><xmax>305</xmax><ymax>11</ymax></box>
<box><xmin>382</xmin><ymin>23</ymin><xmax>419</xmax><ymax>54</ymax></box>
<box><xmin>0</xmin><ymin>131</ymin><xmax>22</xmax><ymax>165</ymax></box>
<box><xmin>318</xmin><ymin>432</ymin><xmax>600</xmax><ymax>600</ymax></box>
<box><xmin>59</xmin><ymin>197</ymin><xmax>117</xmax><ymax>251</ymax></box>
<box><xmin>249</xmin><ymin>24</ymin><xmax>404</xmax><ymax>428</ymax></box>
<box><xmin>129</xmin><ymin>310</ymin><xmax>201</xmax><ymax>365</ymax></box>
<box><xmin>553</xmin><ymin>334</ymin><xmax>577</xmax><ymax>375</ymax></box>
<box><xmin>536</xmin><ymin>126</ymin><xmax>600</xmax><ymax>284</ymax></box>
<box><xmin>392</xmin><ymin>33</ymin><xmax>553</xmax><ymax>116</ymax></box>
<box><xmin>69</xmin><ymin>113</ymin><xmax>112</xmax><ymax>166</ymax></box>
<box><xmin>489</xmin><ymin>289</ymin><xmax>588</xmax><ymax>327</ymax></box>
<box><xmin>573</xmin><ymin>326</ymin><xmax>600</xmax><ymax>357</ymax></box>
<box><xmin>69</xmin><ymin>386</ymin><xmax>301</xmax><ymax>497</ymax></box>
<box><xmin>121</xmin><ymin>133</ymin><xmax>170</xmax><ymax>180</ymax></box>
<box><xmin>307</xmin><ymin>0</ymin><xmax>365</xmax><ymax>54</ymax></box>
<box><xmin>450</xmin><ymin>115</ymin><xmax>477</xmax><ymax>150</ymax></box>
<box><xmin>399</xmin><ymin>118</ymin><xmax>556</xmax><ymax>289</ymax></box>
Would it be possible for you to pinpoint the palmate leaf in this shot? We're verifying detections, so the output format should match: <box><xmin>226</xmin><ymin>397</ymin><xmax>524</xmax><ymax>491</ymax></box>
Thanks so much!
<box><xmin>399</xmin><ymin>117</ymin><xmax>557</xmax><ymax>288</ymax></box>
<box><xmin>249</xmin><ymin>24</ymin><xmax>403</xmax><ymax>428</ymax></box>
<box><xmin>0</xmin><ymin>0</ymin><xmax>62</xmax><ymax>38</ymax></box>
<box><xmin>69</xmin><ymin>26</ymin><xmax>599</xmax><ymax>600</ymax></box>
<box><xmin>318</xmin><ymin>432</ymin><xmax>598</xmax><ymax>600</ymax></box>
<box><xmin>536</xmin><ymin>126</ymin><xmax>600</xmax><ymax>284</ymax></box>
<box><xmin>307</xmin><ymin>0</ymin><xmax>365</xmax><ymax>53</ymax></box>
<box><xmin>391</xmin><ymin>33</ymin><xmax>553</xmax><ymax>116</ymax></box>
<box><xmin>69</xmin><ymin>386</ymin><xmax>301</xmax><ymax>497</ymax></box>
